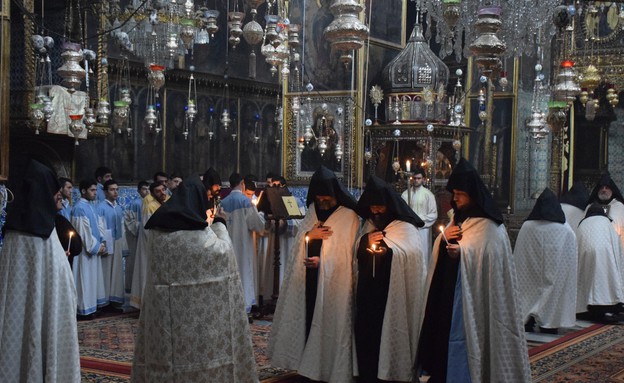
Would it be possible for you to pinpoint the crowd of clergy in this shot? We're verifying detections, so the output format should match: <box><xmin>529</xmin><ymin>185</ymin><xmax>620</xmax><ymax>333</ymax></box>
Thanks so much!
<box><xmin>2</xmin><ymin>155</ymin><xmax>624</xmax><ymax>383</ymax></box>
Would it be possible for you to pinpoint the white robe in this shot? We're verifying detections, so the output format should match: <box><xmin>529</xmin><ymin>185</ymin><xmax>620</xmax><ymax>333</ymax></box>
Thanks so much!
<box><xmin>130</xmin><ymin>199</ymin><xmax>156</xmax><ymax>309</ymax></box>
<box><xmin>269</xmin><ymin>205</ymin><xmax>360</xmax><ymax>383</ymax></box>
<box><xmin>354</xmin><ymin>219</ymin><xmax>429</xmax><ymax>382</ymax></box>
<box><xmin>72</xmin><ymin>198</ymin><xmax>107</xmax><ymax>314</ymax></box>
<box><xmin>576</xmin><ymin>215</ymin><xmax>624</xmax><ymax>312</ymax></box>
<box><xmin>401</xmin><ymin>186</ymin><xmax>437</xmax><ymax>263</ymax></box>
<box><xmin>220</xmin><ymin>190</ymin><xmax>266</xmax><ymax>312</ymax></box>
<box><xmin>131</xmin><ymin>223</ymin><xmax>258</xmax><ymax>383</ymax></box>
<box><xmin>602</xmin><ymin>199</ymin><xmax>624</xmax><ymax>247</ymax></box>
<box><xmin>561</xmin><ymin>203</ymin><xmax>584</xmax><ymax>235</ymax></box>
<box><xmin>514</xmin><ymin>220</ymin><xmax>578</xmax><ymax>328</ymax></box>
<box><xmin>428</xmin><ymin>217</ymin><xmax>531</xmax><ymax>383</ymax></box>
<box><xmin>0</xmin><ymin>229</ymin><xmax>80</xmax><ymax>382</ymax></box>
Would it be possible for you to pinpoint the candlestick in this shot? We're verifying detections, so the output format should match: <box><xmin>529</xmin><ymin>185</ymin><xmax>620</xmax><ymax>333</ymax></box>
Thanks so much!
<box><xmin>405</xmin><ymin>160</ymin><xmax>411</xmax><ymax>172</ymax></box>
<box><xmin>67</xmin><ymin>231</ymin><xmax>74</xmax><ymax>253</ymax></box>
<box><xmin>439</xmin><ymin>225</ymin><xmax>449</xmax><ymax>245</ymax></box>
<box><xmin>372</xmin><ymin>244</ymin><xmax>376</xmax><ymax>278</ymax></box>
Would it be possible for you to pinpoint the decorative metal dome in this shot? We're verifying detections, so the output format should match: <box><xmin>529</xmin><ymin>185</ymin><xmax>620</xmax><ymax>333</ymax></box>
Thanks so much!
<box><xmin>382</xmin><ymin>21</ymin><xmax>450</xmax><ymax>123</ymax></box>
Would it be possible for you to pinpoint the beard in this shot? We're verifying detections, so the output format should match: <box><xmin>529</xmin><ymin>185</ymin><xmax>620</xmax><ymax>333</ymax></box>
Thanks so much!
<box><xmin>371</xmin><ymin>212</ymin><xmax>393</xmax><ymax>230</ymax></box>
<box><xmin>598</xmin><ymin>191</ymin><xmax>613</xmax><ymax>203</ymax></box>
<box><xmin>317</xmin><ymin>199</ymin><xmax>336</xmax><ymax>210</ymax></box>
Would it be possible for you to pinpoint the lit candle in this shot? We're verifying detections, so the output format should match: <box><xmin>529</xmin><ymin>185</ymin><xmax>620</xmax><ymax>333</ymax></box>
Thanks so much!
<box><xmin>372</xmin><ymin>244</ymin><xmax>377</xmax><ymax>278</ymax></box>
<box><xmin>405</xmin><ymin>160</ymin><xmax>411</xmax><ymax>172</ymax></box>
<box><xmin>439</xmin><ymin>225</ymin><xmax>449</xmax><ymax>245</ymax></box>
<box><xmin>67</xmin><ymin>231</ymin><xmax>74</xmax><ymax>253</ymax></box>
<box><xmin>305</xmin><ymin>235</ymin><xmax>310</xmax><ymax>259</ymax></box>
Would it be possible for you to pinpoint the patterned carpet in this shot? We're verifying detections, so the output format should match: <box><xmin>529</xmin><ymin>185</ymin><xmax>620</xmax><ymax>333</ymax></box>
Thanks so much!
<box><xmin>529</xmin><ymin>324</ymin><xmax>624</xmax><ymax>382</ymax></box>
<box><xmin>77</xmin><ymin>312</ymin><xmax>296</xmax><ymax>382</ymax></box>
<box><xmin>79</xmin><ymin>314</ymin><xmax>624</xmax><ymax>382</ymax></box>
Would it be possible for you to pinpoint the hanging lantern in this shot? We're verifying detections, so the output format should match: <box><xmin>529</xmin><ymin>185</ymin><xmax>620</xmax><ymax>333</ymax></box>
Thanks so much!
<box><xmin>334</xmin><ymin>142</ymin><xmax>343</xmax><ymax>161</ymax></box>
<box><xmin>228</xmin><ymin>12</ymin><xmax>245</xmax><ymax>48</ymax></box>
<box><xmin>179</xmin><ymin>18</ymin><xmax>196</xmax><ymax>51</ymax></box>
<box><xmin>579</xmin><ymin>64</ymin><xmax>601</xmax><ymax>93</ymax></box>
<box><xmin>303</xmin><ymin>124</ymin><xmax>313</xmax><ymax>144</ymax></box>
<box><xmin>553</xmin><ymin>60</ymin><xmax>580</xmax><ymax>105</ymax></box>
<box><xmin>318</xmin><ymin>136</ymin><xmax>328</xmax><ymax>155</ymax></box>
<box><xmin>205</xmin><ymin>9</ymin><xmax>220</xmax><ymax>38</ymax></box>
<box><xmin>469</xmin><ymin>6</ymin><xmax>506</xmax><ymax>77</ymax></box>
<box><xmin>113</xmin><ymin>101</ymin><xmax>130</xmax><ymax>134</ymax></box>
<box><xmin>84</xmin><ymin>107</ymin><xmax>97</xmax><ymax>132</ymax></box>
<box><xmin>57</xmin><ymin>44</ymin><xmax>86</xmax><ymax>93</ymax></box>
<box><xmin>96</xmin><ymin>99</ymin><xmax>111</xmax><ymax>124</ymax></box>
<box><xmin>243</xmin><ymin>9</ymin><xmax>264</xmax><ymax>79</ymax></box>
<box><xmin>442</xmin><ymin>0</ymin><xmax>461</xmax><ymax>30</ymax></box>
<box><xmin>68</xmin><ymin>114</ymin><xmax>84</xmax><ymax>145</ymax></box>
<box><xmin>148</xmin><ymin>64</ymin><xmax>166</xmax><ymax>92</ymax></box>
<box><xmin>29</xmin><ymin>103</ymin><xmax>45</xmax><ymax>134</ymax></box>
<box><xmin>323</xmin><ymin>0</ymin><xmax>369</xmax><ymax>65</ymax></box>
<box><xmin>546</xmin><ymin>101</ymin><xmax>568</xmax><ymax>133</ymax></box>
<box><xmin>144</xmin><ymin>105</ymin><xmax>158</xmax><ymax>130</ymax></box>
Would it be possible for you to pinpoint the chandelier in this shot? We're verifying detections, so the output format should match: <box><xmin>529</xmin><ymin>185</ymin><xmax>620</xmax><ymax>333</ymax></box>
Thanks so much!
<box><xmin>418</xmin><ymin>0</ymin><xmax>561</xmax><ymax>62</ymax></box>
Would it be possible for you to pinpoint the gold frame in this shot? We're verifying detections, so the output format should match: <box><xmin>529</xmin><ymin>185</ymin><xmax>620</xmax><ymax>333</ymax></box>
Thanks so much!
<box><xmin>283</xmin><ymin>92</ymin><xmax>357</xmax><ymax>186</ymax></box>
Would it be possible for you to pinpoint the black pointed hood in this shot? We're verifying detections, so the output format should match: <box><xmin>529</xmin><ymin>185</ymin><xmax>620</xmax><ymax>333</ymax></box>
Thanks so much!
<box><xmin>356</xmin><ymin>175</ymin><xmax>424</xmax><ymax>228</ymax></box>
<box><xmin>202</xmin><ymin>167</ymin><xmax>222</xmax><ymax>189</ymax></box>
<box><xmin>5</xmin><ymin>159</ymin><xmax>60</xmax><ymax>238</ymax></box>
<box><xmin>446</xmin><ymin>158</ymin><xmax>504</xmax><ymax>225</ymax></box>
<box><xmin>560</xmin><ymin>181</ymin><xmax>590</xmax><ymax>210</ymax></box>
<box><xmin>145</xmin><ymin>175</ymin><xmax>209</xmax><ymax>231</ymax></box>
<box><xmin>306</xmin><ymin>165</ymin><xmax>356</xmax><ymax>210</ymax></box>
<box><xmin>580</xmin><ymin>202</ymin><xmax>612</xmax><ymax>225</ymax></box>
<box><xmin>587</xmin><ymin>172</ymin><xmax>624</xmax><ymax>205</ymax></box>
<box><xmin>526</xmin><ymin>188</ymin><xmax>566</xmax><ymax>223</ymax></box>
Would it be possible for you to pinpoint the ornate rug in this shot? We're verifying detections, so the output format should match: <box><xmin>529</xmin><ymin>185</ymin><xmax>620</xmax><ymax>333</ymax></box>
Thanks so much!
<box><xmin>77</xmin><ymin>312</ymin><xmax>297</xmax><ymax>382</ymax></box>
<box><xmin>529</xmin><ymin>323</ymin><xmax>624</xmax><ymax>382</ymax></box>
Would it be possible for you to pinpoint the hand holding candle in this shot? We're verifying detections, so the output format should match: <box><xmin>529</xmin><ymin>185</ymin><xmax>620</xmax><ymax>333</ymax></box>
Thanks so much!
<box><xmin>305</xmin><ymin>235</ymin><xmax>309</xmax><ymax>258</ymax></box>
<box><xmin>67</xmin><ymin>231</ymin><xmax>74</xmax><ymax>253</ymax></box>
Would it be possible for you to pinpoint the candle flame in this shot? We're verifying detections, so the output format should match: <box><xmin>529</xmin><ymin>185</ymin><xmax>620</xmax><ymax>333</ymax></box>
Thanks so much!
<box><xmin>372</xmin><ymin>244</ymin><xmax>377</xmax><ymax>251</ymax></box>
<box><xmin>439</xmin><ymin>225</ymin><xmax>444</xmax><ymax>233</ymax></box>
<box><xmin>305</xmin><ymin>235</ymin><xmax>309</xmax><ymax>243</ymax></box>
<box><xmin>69</xmin><ymin>231</ymin><xmax>74</xmax><ymax>237</ymax></box>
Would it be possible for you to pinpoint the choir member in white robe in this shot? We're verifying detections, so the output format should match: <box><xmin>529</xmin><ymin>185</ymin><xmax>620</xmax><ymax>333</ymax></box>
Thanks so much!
<box><xmin>353</xmin><ymin>175</ymin><xmax>428</xmax><ymax>383</ymax></box>
<box><xmin>418</xmin><ymin>158</ymin><xmax>530</xmax><ymax>383</ymax></box>
<box><xmin>270</xmin><ymin>165</ymin><xmax>360</xmax><ymax>383</ymax></box>
<box><xmin>560</xmin><ymin>180</ymin><xmax>590</xmax><ymax>235</ymax></box>
<box><xmin>576</xmin><ymin>204</ymin><xmax>624</xmax><ymax>322</ymax></box>
<box><xmin>123</xmin><ymin>181</ymin><xmax>149</xmax><ymax>296</ymax></box>
<box><xmin>129</xmin><ymin>181</ymin><xmax>168</xmax><ymax>309</ymax></box>
<box><xmin>96</xmin><ymin>180</ymin><xmax>126</xmax><ymax>306</ymax></box>
<box><xmin>587</xmin><ymin>173</ymin><xmax>624</xmax><ymax>247</ymax></box>
<box><xmin>72</xmin><ymin>179</ymin><xmax>107</xmax><ymax>316</ymax></box>
<box><xmin>219</xmin><ymin>173</ymin><xmax>266</xmax><ymax>312</ymax></box>
<box><xmin>94</xmin><ymin>166</ymin><xmax>112</xmax><ymax>203</ymax></box>
<box><xmin>132</xmin><ymin>176</ymin><xmax>257</xmax><ymax>383</ymax></box>
<box><xmin>514</xmin><ymin>188</ymin><xmax>578</xmax><ymax>333</ymax></box>
<box><xmin>0</xmin><ymin>159</ymin><xmax>80</xmax><ymax>382</ymax></box>
<box><xmin>58</xmin><ymin>177</ymin><xmax>73</xmax><ymax>220</ymax></box>
<box><xmin>401</xmin><ymin>167</ymin><xmax>438</xmax><ymax>263</ymax></box>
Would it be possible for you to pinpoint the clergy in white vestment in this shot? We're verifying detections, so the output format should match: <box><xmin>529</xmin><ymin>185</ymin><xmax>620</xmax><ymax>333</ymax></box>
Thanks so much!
<box><xmin>514</xmin><ymin>188</ymin><xmax>578</xmax><ymax>333</ymax></box>
<box><xmin>417</xmin><ymin>158</ymin><xmax>531</xmax><ymax>383</ymax></box>
<box><xmin>219</xmin><ymin>172</ymin><xmax>266</xmax><ymax>312</ymax></box>
<box><xmin>269</xmin><ymin>166</ymin><xmax>360</xmax><ymax>383</ymax></box>
<box><xmin>131</xmin><ymin>176</ymin><xmax>257</xmax><ymax>383</ymax></box>
<box><xmin>353</xmin><ymin>175</ymin><xmax>428</xmax><ymax>382</ymax></box>
<box><xmin>576</xmin><ymin>204</ymin><xmax>624</xmax><ymax>322</ymax></box>
<box><xmin>560</xmin><ymin>180</ymin><xmax>590</xmax><ymax>236</ymax></box>
<box><xmin>587</xmin><ymin>173</ymin><xmax>624</xmax><ymax>247</ymax></box>
<box><xmin>96</xmin><ymin>179</ymin><xmax>126</xmax><ymax>306</ymax></box>
<box><xmin>0</xmin><ymin>159</ymin><xmax>80</xmax><ymax>382</ymax></box>
<box><xmin>400</xmin><ymin>167</ymin><xmax>438</xmax><ymax>263</ymax></box>
<box><xmin>72</xmin><ymin>179</ymin><xmax>108</xmax><ymax>316</ymax></box>
<box><xmin>123</xmin><ymin>181</ymin><xmax>150</xmax><ymax>296</ymax></box>
<box><xmin>129</xmin><ymin>181</ymin><xmax>169</xmax><ymax>309</ymax></box>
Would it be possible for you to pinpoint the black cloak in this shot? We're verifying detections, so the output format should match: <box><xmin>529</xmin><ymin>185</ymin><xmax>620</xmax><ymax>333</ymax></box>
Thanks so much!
<box><xmin>446</xmin><ymin>157</ymin><xmax>504</xmax><ymax>225</ymax></box>
<box><xmin>355</xmin><ymin>175</ymin><xmax>424</xmax><ymax>228</ymax></box>
<box><xmin>305</xmin><ymin>165</ymin><xmax>356</xmax><ymax>211</ymax></box>
<box><xmin>5</xmin><ymin>159</ymin><xmax>60</xmax><ymax>238</ymax></box>
<box><xmin>526</xmin><ymin>188</ymin><xmax>566</xmax><ymax>223</ymax></box>
<box><xmin>559</xmin><ymin>181</ymin><xmax>590</xmax><ymax>210</ymax></box>
<box><xmin>202</xmin><ymin>167</ymin><xmax>222</xmax><ymax>189</ymax></box>
<box><xmin>587</xmin><ymin>173</ymin><xmax>624</xmax><ymax>205</ymax></box>
<box><xmin>145</xmin><ymin>175</ymin><xmax>209</xmax><ymax>231</ymax></box>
